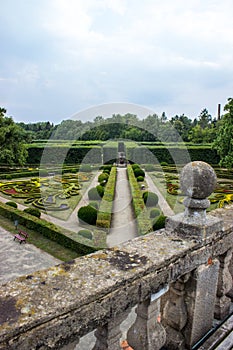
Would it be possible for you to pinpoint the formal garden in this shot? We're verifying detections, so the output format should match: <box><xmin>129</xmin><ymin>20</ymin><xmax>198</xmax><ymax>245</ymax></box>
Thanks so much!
<box><xmin>146</xmin><ymin>164</ymin><xmax>233</xmax><ymax>214</ymax></box>
<box><xmin>0</xmin><ymin>171</ymin><xmax>93</xmax><ymax>219</ymax></box>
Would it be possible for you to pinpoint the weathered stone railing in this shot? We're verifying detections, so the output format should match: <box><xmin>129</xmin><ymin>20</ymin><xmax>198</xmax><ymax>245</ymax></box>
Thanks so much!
<box><xmin>0</xmin><ymin>161</ymin><xmax>232</xmax><ymax>350</ymax></box>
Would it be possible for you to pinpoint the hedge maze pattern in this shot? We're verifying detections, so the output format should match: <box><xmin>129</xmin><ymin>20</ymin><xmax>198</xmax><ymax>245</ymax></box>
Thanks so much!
<box><xmin>0</xmin><ymin>173</ymin><xmax>92</xmax><ymax>211</ymax></box>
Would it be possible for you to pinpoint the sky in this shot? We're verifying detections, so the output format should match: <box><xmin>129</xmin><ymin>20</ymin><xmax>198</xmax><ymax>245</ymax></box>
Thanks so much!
<box><xmin>0</xmin><ymin>0</ymin><xmax>233</xmax><ymax>124</ymax></box>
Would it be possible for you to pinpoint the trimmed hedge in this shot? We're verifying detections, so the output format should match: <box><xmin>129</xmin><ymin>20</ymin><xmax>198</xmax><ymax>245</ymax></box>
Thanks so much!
<box><xmin>126</xmin><ymin>146</ymin><xmax>220</xmax><ymax>165</ymax></box>
<box><xmin>127</xmin><ymin>165</ymin><xmax>152</xmax><ymax>235</ymax></box>
<box><xmin>96</xmin><ymin>166</ymin><xmax>117</xmax><ymax>230</ymax></box>
<box><xmin>0</xmin><ymin>201</ymin><xmax>101</xmax><ymax>254</ymax></box>
<box><xmin>24</xmin><ymin>207</ymin><xmax>41</xmax><ymax>218</ymax></box>
<box><xmin>5</xmin><ymin>201</ymin><xmax>18</xmax><ymax>208</ymax></box>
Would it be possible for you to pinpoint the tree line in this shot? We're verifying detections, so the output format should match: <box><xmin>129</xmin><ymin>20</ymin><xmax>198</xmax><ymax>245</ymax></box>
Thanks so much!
<box><xmin>0</xmin><ymin>98</ymin><xmax>233</xmax><ymax>167</ymax></box>
<box><xmin>16</xmin><ymin>108</ymin><xmax>220</xmax><ymax>143</ymax></box>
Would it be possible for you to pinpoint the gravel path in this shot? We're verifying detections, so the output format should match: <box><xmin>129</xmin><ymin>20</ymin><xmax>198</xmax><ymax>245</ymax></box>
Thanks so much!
<box><xmin>107</xmin><ymin>167</ymin><xmax>138</xmax><ymax>247</ymax></box>
<box><xmin>0</xmin><ymin>228</ymin><xmax>60</xmax><ymax>285</ymax></box>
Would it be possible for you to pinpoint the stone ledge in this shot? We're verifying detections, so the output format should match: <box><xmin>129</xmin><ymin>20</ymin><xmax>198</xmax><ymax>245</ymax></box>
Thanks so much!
<box><xmin>0</xmin><ymin>206</ymin><xmax>233</xmax><ymax>349</ymax></box>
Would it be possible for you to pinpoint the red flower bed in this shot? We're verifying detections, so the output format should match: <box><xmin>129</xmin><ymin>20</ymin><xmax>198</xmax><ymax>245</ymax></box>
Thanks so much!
<box><xmin>4</xmin><ymin>188</ymin><xmax>17</xmax><ymax>194</ymax></box>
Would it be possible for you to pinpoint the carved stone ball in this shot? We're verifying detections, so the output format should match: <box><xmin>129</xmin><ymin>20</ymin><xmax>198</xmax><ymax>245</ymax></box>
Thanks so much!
<box><xmin>180</xmin><ymin>161</ymin><xmax>217</xmax><ymax>199</ymax></box>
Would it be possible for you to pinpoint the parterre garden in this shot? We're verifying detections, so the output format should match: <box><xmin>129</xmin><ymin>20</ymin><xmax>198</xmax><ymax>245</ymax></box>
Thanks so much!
<box><xmin>0</xmin><ymin>171</ymin><xmax>93</xmax><ymax>220</ymax></box>
<box><xmin>147</xmin><ymin>164</ymin><xmax>233</xmax><ymax>214</ymax></box>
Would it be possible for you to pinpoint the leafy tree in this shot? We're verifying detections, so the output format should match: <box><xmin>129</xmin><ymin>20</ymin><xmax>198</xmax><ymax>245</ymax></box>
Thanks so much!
<box><xmin>0</xmin><ymin>108</ymin><xmax>28</xmax><ymax>165</ymax></box>
<box><xmin>198</xmin><ymin>108</ymin><xmax>212</xmax><ymax>129</ymax></box>
<box><xmin>213</xmin><ymin>98</ymin><xmax>233</xmax><ymax>168</ymax></box>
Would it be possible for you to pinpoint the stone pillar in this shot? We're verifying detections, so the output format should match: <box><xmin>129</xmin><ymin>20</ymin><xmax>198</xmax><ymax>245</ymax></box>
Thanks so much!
<box><xmin>227</xmin><ymin>253</ymin><xmax>233</xmax><ymax>300</ymax></box>
<box><xmin>215</xmin><ymin>248</ymin><xmax>233</xmax><ymax>319</ymax></box>
<box><xmin>92</xmin><ymin>312</ymin><xmax>127</xmax><ymax>350</ymax></box>
<box><xmin>162</xmin><ymin>273</ymin><xmax>190</xmax><ymax>350</ymax></box>
<box><xmin>127</xmin><ymin>296</ymin><xmax>166</xmax><ymax>350</ymax></box>
<box><xmin>166</xmin><ymin>161</ymin><xmax>223</xmax><ymax>240</ymax></box>
<box><xmin>164</xmin><ymin>162</ymin><xmax>224</xmax><ymax>348</ymax></box>
<box><xmin>183</xmin><ymin>260</ymin><xmax>219</xmax><ymax>349</ymax></box>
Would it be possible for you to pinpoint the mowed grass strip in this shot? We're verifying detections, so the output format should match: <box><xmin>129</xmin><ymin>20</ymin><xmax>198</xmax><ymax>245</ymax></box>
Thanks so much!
<box><xmin>0</xmin><ymin>215</ymin><xmax>80</xmax><ymax>262</ymax></box>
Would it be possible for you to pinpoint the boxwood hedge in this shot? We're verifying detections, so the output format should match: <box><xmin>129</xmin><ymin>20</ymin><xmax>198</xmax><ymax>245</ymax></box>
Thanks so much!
<box><xmin>96</xmin><ymin>166</ymin><xmax>117</xmax><ymax>230</ymax></box>
<box><xmin>0</xmin><ymin>201</ymin><xmax>101</xmax><ymax>254</ymax></box>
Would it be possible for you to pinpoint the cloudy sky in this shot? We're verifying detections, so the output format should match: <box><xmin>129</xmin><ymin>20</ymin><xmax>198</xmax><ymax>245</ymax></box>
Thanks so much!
<box><xmin>0</xmin><ymin>0</ymin><xmax>233</xmax><ymax>124</ymax></box>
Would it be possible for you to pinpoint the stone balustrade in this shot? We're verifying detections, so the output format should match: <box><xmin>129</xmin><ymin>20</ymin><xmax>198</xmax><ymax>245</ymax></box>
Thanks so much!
<box><xmin>0</xmin><ymin>161</ymin><xmax>232</xmax><ymax>350</ymax></box>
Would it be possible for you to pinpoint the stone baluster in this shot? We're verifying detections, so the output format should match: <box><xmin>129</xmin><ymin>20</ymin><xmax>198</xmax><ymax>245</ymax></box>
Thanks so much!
<box><xmin>165</xmin><ymin>161</ymin><xmax>223</xmax><ymax>349</ymax></box>
<box><xmin>127</xmin><ymin>295</ymin><xmax>166</xmax><ymax>350</ymax></box>
<box><xmin>227</xmin><ymin>253</ymin><xmax>233</xmax><ymax>300</ymax></box>
<box><xmin>92</xmin><ymin>312</ymin><xmax>127</xmax><ymax>350</ymax></box>
<box><xmin>162</xmin><ymin>274</ymin><xmax>190</xmax><ymax>349</ymax></box>
<box><xmin>215</xmin><ymin>248</ymin><xmax>233</xmax><ymax>319</ymax></box>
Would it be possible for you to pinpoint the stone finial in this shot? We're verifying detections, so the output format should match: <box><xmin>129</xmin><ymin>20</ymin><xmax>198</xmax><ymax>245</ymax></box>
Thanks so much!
<box><xmin>180</xmin><ymin>161</ymin><xmax>217</xmax><ymax>224</ymax></box>
<box><xmin>166</xmin><ymin>161</ymin><xmax>223</xmax><ymax>239</ymax></box>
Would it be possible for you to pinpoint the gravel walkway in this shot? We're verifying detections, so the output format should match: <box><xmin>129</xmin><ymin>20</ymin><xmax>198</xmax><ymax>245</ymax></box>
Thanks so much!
<box><xmin>107</xmin><ymin>167</ymin><xmax>138</xmax><ymax>247</ymax></box>
<box><xmin>0</xmin><ymin>227</ymin><xmax>60</xmax><ymax>285</ymax></box>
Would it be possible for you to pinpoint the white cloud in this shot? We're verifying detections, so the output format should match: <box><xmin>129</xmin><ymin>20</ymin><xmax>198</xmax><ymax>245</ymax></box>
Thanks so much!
<box><xmin>1</xmin><ymin>0</ymin><xmax>233</xmax><ymax>122</ymax></box>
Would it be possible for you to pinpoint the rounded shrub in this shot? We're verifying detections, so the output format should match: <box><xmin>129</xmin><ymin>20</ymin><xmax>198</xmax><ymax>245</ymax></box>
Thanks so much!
<box><xmin>98</xmin><ymin>172</ymin><xmax>109</xmax><ymax>184</ymax></box>
<box><xmin>89</xmin><ymin>201</ymin><xmax>99</xmax><ymax>209</ymax></box>
<box><xmin>80</xmin><ymin>164</ymin><xmax>92</xmax><ymax>172</ymax></box>
<box><xmin>152</xmin><ymin>215</ymin><xmax>167</xmax><ymax>231</ymax></box>
<box><xmin>5</xmin><ymin>201</ymin><xmax>18</xmax><ymax>209</ymax></box>
<box><xmin>88</xmin><ymin>187</ymin><xmax>103</xmax><ymax>200</ymax></box>
<box><xmin>102</xmin><ymin>165</ymin><xmax>112</xmax><ymax>172</ymax></box>
<box><xmin>143</xmin><ymin>191</ymin><xmax>159</xmax><ymax>207</ymax></box>
<box><xmin>24</xmin><ymin>207</ymin><xmax>41</xmax><ymax>218</ymax></box>
<box><xmin>160</xmin><ymin>161</ymin><xmax>168</xmax><ymax>166</ymax></box>
<box><xmin>77</xmin><ymin>205</ymin><xmax>97</xmax><ymax>225</ymax></box>
<box><xmin>78</xmin><ymin>229</ymin><xmax>93</xmax><ymax>240</ymax></box>
<box><xmin>132</xmin><ymin>163</ymin><xmax>140</xmax><ymax>170</ymax></box>
<box><xmin>137</xmin><ymin>176</ymin><xmax>144</xmax><ymax>182</ymax></box>
<box><xmin>150</xmin><ymin>208</ymin><xmax>161</xmax><ymax>218</ymax></box>
<box><xmin>134</xmin><ymin>168</ymin><xmax>145</xmax><ymax>178</ymax></box>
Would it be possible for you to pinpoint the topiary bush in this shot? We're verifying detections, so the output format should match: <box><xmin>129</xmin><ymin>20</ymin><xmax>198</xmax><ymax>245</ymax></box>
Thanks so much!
<box><xmin>98</xmin><ymin>172</ymin><xmax>109</xmax><ymax>184</ymax></box>
<box><xmin>137</xmin><ymin>176</ymin><xmax>144</xmax><ymax>182</ymax></box>
<box><xmin>79</xmin><ymin>164</ymin><xmax>92</xmax><ymax>172</ymax></box>
<box><xmin>77</xmin><ymin>205</ymin><xmax>98</xmax><ymax>225</ymax></box>
<box><xmin>132</xmin><ymin>163</ymin><xmax>140</xmax><ymax>170</ymax></box>
<box><xmin>89</xmin><ymin>201</ymin><xmax>99</xmax><ymax>209</ymax></box>
<box><xmin>152</xmin><ymin>215</ymin><xmax>167</xmax><ymax>231</ymax></box>
<box><xmin>150</xmin><ymin>208</ymin><xmax>161</xmax><ymax>218</ymax></box>
<box><xmin>143</xmin><ymin>191</ymin><xmax>159</xmax><ymax>207</ymax></box>
<box><xmin>5</xmin><ymin>201</ymin><xmax>18</xmax><ymax>208</ymax></box>
<box><xmin>134</xmin><ymin>168</ymin><xmax>145</xmax><ymax>178</ymax></box>
<box><xmin>88</xmin><ymin>186</ymin><xmax>104</xmax><ymax>200</ymax></box>
<box><xmin>160</xmin><ymin>161</ymin><xmax>168</xmax><ymax>166</ymax></box>
<box><xmin>78</xmin><ymin>229</ymin><xmax>93</xmax><ymax>240</ymax></box>
<box><xmin>24</xmin><ymin>207</ymin><xmax>41</xmax><ymax>218</ymax></box>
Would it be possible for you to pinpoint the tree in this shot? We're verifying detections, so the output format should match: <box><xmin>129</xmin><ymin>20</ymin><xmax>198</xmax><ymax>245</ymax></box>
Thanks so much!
<box><xmin>0</xmin><ymin>108</ymin><xmax>28</xmax><ymax>166</ymax></box>
<box><xmin>213</xmin><ymin>98</ymin><xmax>233</xmax><ymax>168</ymax></box>
<box><xmin>198</xmin><ymin>108</ymin><xmax>212</xmax><ymax>129</ymax></box>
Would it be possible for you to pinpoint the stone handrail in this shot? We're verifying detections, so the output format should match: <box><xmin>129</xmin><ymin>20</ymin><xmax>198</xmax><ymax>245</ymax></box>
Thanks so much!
<box><xmin>0</xmin><ymin>161</ymin><xmax>232</xmax><ymax>350</ymax></box>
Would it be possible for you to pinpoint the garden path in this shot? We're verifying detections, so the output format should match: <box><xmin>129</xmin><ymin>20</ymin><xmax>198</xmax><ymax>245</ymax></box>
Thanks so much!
<box><xmin>0</xmin><ymin>227</ymin><xmax>60</xmax><ymax>285</ymax></box>
<box><xmin>145</xmin><ymin>173</ymin><xmax>175</xmax><ymax>216</ymax></box>
<box><xmin>107</xmin><ymin>167</ymin><xmax>138</xmax><ymax>247</ymax></box>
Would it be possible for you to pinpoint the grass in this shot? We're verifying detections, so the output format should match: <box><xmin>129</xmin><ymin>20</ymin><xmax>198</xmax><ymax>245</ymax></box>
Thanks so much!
<box><xmin>0</xmin><ymin>215</ymin><xmax>80</xmax><ymax>262</ymax></box>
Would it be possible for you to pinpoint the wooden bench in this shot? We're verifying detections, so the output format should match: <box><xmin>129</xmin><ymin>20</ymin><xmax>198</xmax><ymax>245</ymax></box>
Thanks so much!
<box><xmin>18</xmin><ymin>229</ymin><xmax>28</xmax><ymax>239</ymax></box>
<box><xmin>14</xmin><ymin>234</ymin><xmax>26</xmax><ymax>244</ymax></box>
<box><xmin>13</xmin><ymin>229</ymin><xmax>28</xmax><ymax>244</ymax></box>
